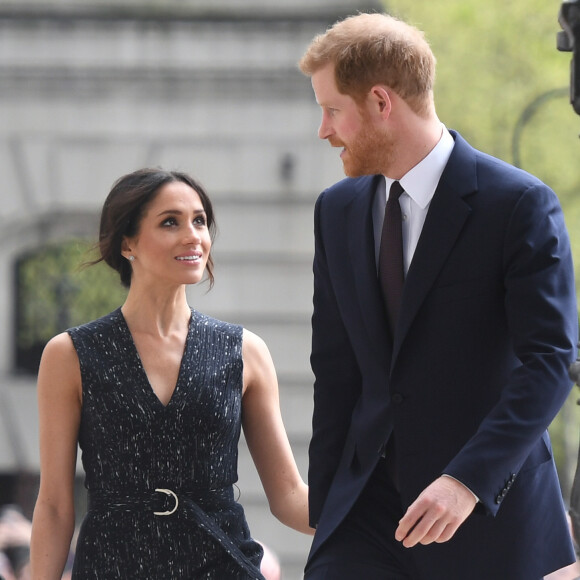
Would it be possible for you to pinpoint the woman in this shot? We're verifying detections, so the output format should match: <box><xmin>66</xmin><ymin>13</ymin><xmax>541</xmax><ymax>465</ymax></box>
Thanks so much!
<box><xmin>30</xmin><ymin>168</ymin><xmax>312</xmax><ymax>579</ymax></box>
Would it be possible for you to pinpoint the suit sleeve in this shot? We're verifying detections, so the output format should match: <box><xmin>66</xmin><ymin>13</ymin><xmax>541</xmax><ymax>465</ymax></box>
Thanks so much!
<box><xmin>308</xmin><ymin>191</ymin><xmax>362</xmax><ymax>527</ymax></box>
<box><xmin>444</xmin><ymin>182</ymin><xmax>578</xmax><ymax>514</ymax></box>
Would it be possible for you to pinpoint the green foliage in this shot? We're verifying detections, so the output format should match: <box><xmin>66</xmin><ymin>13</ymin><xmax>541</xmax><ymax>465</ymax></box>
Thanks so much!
<box><xmin>385</xmin><ymin>1</ymin><xmax>577</xmax><ymax>164</ymax></box>
<box><xmin>383</xmin><ymin>0</ymin><xmax>580</xmax><ymax>495</ymax></box>
<box><xmin>17</xmin><ymin>239</ymin><xmax>127</xmax><ymax>352</ymax></box>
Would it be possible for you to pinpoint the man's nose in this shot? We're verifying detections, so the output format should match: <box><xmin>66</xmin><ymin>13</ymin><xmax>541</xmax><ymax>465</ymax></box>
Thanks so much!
<box><xmin>318</xmin><ymin>113</ymin><xmax>333</xmax><ymax>140</ymax></box>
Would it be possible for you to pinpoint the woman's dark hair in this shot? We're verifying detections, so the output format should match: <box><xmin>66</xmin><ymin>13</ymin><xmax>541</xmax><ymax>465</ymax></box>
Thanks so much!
<box><xmin>94</xmin><ymin>168</ymin><xmax>217</xmax><ymax>288</ymax></box>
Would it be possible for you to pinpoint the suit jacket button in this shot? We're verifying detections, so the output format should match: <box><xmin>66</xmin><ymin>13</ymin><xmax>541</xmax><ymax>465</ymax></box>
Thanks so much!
<box><xmin>392</xmin><ymin>393</ymin><xmax>404</xmax><ymax>404</ymax></box>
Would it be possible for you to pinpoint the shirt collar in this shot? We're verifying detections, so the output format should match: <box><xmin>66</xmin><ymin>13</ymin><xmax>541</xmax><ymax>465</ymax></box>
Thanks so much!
<box><xmin>384</xmin><ymin>125</ymin><xmax>454</xmax><ymax>208</ymax></box>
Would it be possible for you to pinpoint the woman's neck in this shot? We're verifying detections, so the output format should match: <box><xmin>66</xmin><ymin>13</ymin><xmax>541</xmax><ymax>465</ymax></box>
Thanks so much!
<box><xmin>121</xmin><ymin>285</ymin><xmax>191</xmax><ymax>338</ymax></box>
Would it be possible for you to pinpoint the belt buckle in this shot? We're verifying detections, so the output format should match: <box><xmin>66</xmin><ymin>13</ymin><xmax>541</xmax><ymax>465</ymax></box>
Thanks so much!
<box><xmin>153</xmin><ymin>488</ymin><xmax>179</xmax><ymax>516</ymax></box>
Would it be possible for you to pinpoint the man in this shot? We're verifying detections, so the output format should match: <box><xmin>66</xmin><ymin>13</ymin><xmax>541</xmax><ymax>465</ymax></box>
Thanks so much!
<box><xmin>299</xmin><ymin>12</ymin><xmax>578</xmax><ymax>580</ymax></box>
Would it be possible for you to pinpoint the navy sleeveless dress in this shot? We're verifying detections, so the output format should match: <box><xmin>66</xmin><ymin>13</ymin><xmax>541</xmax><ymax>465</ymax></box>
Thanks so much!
<box><xmin>68</xmin><ymin>308</ymin><xmax>265</xmax><ymax>579</ymax></box>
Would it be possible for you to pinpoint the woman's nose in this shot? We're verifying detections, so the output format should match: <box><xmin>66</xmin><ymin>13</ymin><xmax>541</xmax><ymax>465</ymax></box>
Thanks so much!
<box><xmin>183</xmin><ymin>225</ymin><xmax>201</xmax><ymax>243</ymax></box>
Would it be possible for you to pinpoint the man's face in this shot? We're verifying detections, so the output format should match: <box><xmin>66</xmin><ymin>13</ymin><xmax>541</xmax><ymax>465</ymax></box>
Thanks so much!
<box><xmin>311</xmin><ymin>64</ymin><xmax>393</xmax><ymax>177</ymax></box>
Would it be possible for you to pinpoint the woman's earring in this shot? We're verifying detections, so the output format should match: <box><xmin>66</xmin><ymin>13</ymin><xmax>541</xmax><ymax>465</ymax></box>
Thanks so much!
<box><xmin>128</xmin><ymin>255</ymin><xmax>135</xmax><ymax>262</ymax></box>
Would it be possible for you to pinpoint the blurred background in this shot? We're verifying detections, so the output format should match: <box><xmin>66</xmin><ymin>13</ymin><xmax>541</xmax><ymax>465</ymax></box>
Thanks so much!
<box><xmin>0</xmin><ymin>0</ymin><xmax>579</xmax><ymax>578</ymax></box>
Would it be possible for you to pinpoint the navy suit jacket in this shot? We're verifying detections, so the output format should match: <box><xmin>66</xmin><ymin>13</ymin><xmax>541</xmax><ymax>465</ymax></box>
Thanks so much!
<box><xmin>307</xmin><ymin>131</ymin><xmax>578</xmax><ymax>579</ymax></box>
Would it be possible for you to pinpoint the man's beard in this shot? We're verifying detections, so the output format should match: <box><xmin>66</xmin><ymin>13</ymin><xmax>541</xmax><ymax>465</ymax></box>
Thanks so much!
<box><xmin>335</xmin><ymin>118</ymin><xmax>395</xmax><ymax>178</ymax></box>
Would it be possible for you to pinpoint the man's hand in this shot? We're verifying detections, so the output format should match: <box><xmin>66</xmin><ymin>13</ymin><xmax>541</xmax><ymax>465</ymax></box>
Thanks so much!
<box><xmin>395</xmin><ymin>476</ymin><xmax>477</xmax><ymax>548</ymax></box>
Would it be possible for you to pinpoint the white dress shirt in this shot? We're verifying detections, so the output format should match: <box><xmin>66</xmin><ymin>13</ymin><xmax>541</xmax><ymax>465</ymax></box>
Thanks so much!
<box><xmin>373</xmin><ymin>126</ymin><xmax>455</xmax><ymax>273</ymax></box>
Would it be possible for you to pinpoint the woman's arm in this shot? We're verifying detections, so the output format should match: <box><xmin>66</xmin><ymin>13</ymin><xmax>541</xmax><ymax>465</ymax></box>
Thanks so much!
<box><xmin>241</xmin><ymin>329</ymin><xmax>314</xmax><ymax>536</ymax></box>
<box><xmin>30</xmin><ymin>332</ymin><xmax>82</xmax><ymax>579</ymax></box>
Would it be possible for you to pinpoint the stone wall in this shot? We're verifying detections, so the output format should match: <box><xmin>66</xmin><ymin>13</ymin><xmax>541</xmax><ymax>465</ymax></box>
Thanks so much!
<box><xmin>0</xmin><ymin>0</ymin><xmax>383</xmax><ymax>575</ymax></box>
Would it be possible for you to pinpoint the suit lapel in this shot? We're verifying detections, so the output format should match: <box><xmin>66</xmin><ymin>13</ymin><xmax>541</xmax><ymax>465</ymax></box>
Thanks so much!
<box><xmin>346</xmin><ymin>175</ymin><xmax>393</xmax><ymax>368</ymax></box>
<box><xmin>393</xmin><ymin>133</ymin><xmax>478</xmax><ymax>362</ymax></box>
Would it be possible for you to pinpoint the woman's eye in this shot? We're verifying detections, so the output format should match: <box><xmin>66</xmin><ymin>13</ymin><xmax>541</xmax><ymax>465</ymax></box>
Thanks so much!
<box><xmin>161</xmin><ymin>217</ymin><xmax>178</xmax><ymax>227</ymax></box>
<box><xmin>194</xmin><ymin>216</ymin><xmax>206</xmax><ymax>226</ymax></box>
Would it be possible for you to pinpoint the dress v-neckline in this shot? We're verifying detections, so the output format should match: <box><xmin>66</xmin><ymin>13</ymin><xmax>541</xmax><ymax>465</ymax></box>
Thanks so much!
<box><xmin>117</xmin><ymin>308</ymin><xmax>193</xmax><ymax>410</ymax></box>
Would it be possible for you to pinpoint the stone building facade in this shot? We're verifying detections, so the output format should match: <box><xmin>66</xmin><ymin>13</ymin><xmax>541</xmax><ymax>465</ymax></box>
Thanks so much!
<box><xmin>0</xmin><ymin>0</ymin><xmax>382</xmax><ymax>576</ymax></box>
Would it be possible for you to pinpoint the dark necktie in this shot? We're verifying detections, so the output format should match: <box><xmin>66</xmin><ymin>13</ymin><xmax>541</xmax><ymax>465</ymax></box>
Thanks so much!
<box><xmin>379</xmin><ymin>180</ymin><xmax>405</xmax><ymax>334</ymax></box>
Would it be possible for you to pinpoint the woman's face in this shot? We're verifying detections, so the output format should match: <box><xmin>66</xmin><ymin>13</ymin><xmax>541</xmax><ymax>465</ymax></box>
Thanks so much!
<box><xmin>122</xmin><ymin>180</ymin><xmax>212</xmax><ymax>288</ymax></box>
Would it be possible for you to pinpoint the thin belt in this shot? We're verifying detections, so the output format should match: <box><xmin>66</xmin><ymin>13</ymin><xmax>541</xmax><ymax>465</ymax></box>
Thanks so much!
<box><xmin>87</xmin><ymin>486</ymin><xmax>265</xmax><ymax>580</ymax></box>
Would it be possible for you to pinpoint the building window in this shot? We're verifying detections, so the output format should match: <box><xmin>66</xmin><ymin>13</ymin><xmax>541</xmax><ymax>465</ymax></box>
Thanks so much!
<box><xmin>14</xmin><ymin>240</ymin><xmax>127</xmax><ymax>374</ymax></box>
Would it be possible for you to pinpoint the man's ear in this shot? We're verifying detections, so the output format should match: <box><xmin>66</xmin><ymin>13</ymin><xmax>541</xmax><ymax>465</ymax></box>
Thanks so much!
<box><xmin>370</xmin><ymin>85</ymin><xmax>392</xmax><ymax>119</ymax></box>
